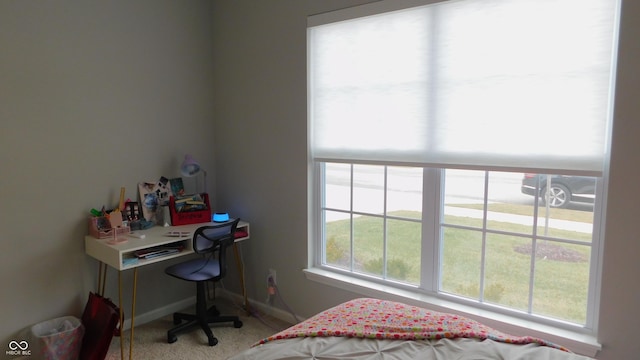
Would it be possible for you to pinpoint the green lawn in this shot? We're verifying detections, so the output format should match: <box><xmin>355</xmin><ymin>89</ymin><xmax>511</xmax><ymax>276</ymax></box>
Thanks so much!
<box><xmin>325</xmin><ymin>207</ymin><xmax>591</xmax><ymax>324</ymax></box>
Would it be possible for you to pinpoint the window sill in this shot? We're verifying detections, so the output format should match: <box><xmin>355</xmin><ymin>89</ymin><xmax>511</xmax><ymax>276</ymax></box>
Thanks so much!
<box><xmin>303</xmin><ymin>267</ymin><xmax>601</xmax><ymax>358</ymax></box>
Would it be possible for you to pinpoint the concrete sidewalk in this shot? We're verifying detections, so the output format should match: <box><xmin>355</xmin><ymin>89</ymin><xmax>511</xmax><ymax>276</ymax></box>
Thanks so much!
<box><xmin>445</xmin><ymin>206</ymin><xmax>592</xmax><ymax>234</ymax></box>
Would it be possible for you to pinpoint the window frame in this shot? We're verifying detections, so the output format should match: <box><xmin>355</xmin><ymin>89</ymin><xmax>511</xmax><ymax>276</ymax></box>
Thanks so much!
<box><xmin>308</xmin><ymin>162</ymin><xmax>607</xmax><ymax>356</ymax></box>
<box><xmin>306</xmin><ymin>0</ymin><xmax>617</xmax><ymax>355</ymax></box>
<box><xmin>313</xmin><ymin>161</ymin><xmax>604</xmax><ymax>327</ymax></box>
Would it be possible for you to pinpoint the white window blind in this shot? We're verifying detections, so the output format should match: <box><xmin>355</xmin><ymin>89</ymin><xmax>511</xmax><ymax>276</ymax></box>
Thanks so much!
<box><xmin>308</xmin><ymin>0</ymin><xmax>618</xmax><ymax>176</ymax></box>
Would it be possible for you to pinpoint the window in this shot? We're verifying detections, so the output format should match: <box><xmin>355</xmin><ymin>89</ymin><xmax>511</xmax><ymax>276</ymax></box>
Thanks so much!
<box><xmin>309</xmin><ymin>0</ymin><xmax>618</xmax><ymax>333</ymax></box>
<box><xmin>320</xmin><ymin>164</ymin><xmax>598</xmax><ymax>325</ymax></box>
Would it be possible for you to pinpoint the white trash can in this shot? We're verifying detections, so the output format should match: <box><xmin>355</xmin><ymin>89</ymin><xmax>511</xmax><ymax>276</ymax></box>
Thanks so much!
<box><xmin>30</xmin><ymin>316</ymin><xmax>84</xmax><ymax>360</ymax></box>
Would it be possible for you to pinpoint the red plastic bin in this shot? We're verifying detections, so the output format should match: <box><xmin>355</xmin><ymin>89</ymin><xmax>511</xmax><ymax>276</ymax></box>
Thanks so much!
<box><xmin>169</xmin><ymin>193</ymin><xmax>211</xmax><ymax>226</ymax></box>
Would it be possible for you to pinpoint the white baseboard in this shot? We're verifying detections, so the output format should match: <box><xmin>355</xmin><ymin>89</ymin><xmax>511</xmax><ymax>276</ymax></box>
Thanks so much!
<box><xmin>219</xmin><ymin>289</ymin><xmax>304</xmax><ymax>325</ymax></box>
<box><xmin>121</xmin><ymin>290</ymin><xmax>303</xmax><ymax>331</ymax></box>
<box><xmin>121</xmin><ymin>296</ymin><xmax>195</xmax><ymax>330</ymax></box>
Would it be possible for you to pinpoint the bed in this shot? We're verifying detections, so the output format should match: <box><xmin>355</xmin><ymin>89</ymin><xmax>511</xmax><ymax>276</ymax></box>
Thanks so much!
<box><xmin>230</xmin><ymin>298</ymin><xmax>594</xmax><ymax>360</ymax></box>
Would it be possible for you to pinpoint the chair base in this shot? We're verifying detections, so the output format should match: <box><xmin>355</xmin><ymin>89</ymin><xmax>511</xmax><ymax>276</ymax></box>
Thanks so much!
<box><xmin>167</xmin><ymin>305</ymin><xmax>243</xmax><ymax>346</ymax></box>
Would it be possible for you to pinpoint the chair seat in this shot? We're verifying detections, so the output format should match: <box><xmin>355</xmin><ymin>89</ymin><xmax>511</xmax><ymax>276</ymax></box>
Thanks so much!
<box><xmin>165</xmin><ymin>258</ymin><xmax>221</xmax><ymax>282</ymax></box>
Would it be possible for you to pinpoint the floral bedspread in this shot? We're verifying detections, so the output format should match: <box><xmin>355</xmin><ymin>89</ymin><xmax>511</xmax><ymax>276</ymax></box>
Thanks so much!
<box><xmin>256</xmin><ymin>298</ymin><xmax>568</xmax><ymax>352</ymax></box>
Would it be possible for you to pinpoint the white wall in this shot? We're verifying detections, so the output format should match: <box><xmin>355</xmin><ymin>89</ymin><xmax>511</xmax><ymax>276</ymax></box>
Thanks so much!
<box><xmin>0</xmin><ymin>0</ymin><xmax>216</xmax><ymax>347</ymax></box>
<box><xmin>212</xmin><ymin>1</ymin><xmax>640</xmax><ymax>360</ymax></box>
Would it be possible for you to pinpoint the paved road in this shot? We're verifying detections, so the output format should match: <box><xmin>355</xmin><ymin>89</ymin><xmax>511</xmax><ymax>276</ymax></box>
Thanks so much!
<box><xmin>323</xmin><ymin>168</ymin><xmax>593</xmax><ymax>234</ymax></box>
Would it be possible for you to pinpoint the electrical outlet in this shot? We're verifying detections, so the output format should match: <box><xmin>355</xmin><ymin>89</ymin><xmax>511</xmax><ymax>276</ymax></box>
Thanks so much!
<box><xmin>268</xmin><ymin>268</ymin><xmax>277</xmax><ymax>285</ymax></box>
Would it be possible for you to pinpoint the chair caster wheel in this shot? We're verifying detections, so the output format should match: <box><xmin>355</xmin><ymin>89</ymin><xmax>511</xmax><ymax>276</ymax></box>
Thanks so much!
<box><xmin>234</xmin><ymin>320</ymin><xmax>243</xmax><ymax>328</ymax></box>
<box><xmin>168</xmin><ymin>334</ymin><xmax>177</xmax><ymax>344</ymax></box>
<box><xmin>208</xmin><ymin>337</ymin><xmax>218</xmax><ymax>346</ymax></box>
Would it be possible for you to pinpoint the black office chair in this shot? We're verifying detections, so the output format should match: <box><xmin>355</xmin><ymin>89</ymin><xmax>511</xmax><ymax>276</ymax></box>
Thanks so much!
<box><xmin>164</xmin><ymin>219</ymin><xmax>243</xmax><ymax>346</ymax></box>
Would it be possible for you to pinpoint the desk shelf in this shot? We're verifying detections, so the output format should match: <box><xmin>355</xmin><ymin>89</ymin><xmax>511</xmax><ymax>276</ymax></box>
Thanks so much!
<box><xmin>85</xmin><ymin>220</ymin><xmax>250</xmax><ymax>270</ymax></box>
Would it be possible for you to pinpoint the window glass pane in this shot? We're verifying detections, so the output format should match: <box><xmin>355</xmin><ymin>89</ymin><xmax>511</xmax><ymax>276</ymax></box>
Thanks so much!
<box><xmin>440</xmin><ymin>228</ymin><xmax>482</xmax><ymax>298</ymax></box>
<box><xmin>443</xmin><ymin>169</ymin><xmax>486</xmax><ymax>228</ymax></box>
<box><xmin>325</xmin><ymin>163</ymin><xmax>351</xmax><ymax>211</ymax></box>
<box><xmin>353</xmin><ymin>215</ymin><xmax>384</xmax><ymax>276</ymax></box>
<box><xmin>484</xmin><ymin>234</ymin><xmax>531</xmax><ymax>312</ymax></box>
<box><xmin>533</xmin><ymin>241</ymin><xmax>590</xmax><ymax>324</ymax></box>
<box><xmin>486</xmin><ymin>172</ymin><xmax>534</xmax><ymax>234</ymax></box>
<box><xmin>387</xmin><ymin>219</ymin><xmax>421</xmax><ymax>285</ymax></box>
<box><xmin>529</xmin><ymin>174</ymin><xmax>596</xmax><ymax>242</ymax></box>
<box><xmin>353</xmin><ymin>164</ymin><xmax>385</xmax><ymax>214</ymax></box>
<box><xmin>323</xmin><ymin>210</ymin><xmax>351</xmax><ymax>270</ymax></box>
<box><xmin>387</xmin><ymin>166</ymin><xmax>423</xmax><ymax>220</ymax></box>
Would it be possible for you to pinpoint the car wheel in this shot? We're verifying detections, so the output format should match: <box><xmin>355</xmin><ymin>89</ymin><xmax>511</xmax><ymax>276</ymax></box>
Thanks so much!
<box><xmin>541</xmin><ymin>184</ymin><xmax>571</xmax><ymax>208</ymax></box>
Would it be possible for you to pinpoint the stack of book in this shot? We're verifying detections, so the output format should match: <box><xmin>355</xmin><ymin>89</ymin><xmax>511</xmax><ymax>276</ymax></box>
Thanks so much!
<box><xmin>134</xmin><ymin>245</ymin><xmax>184</xmax><ymax>260</ymax></box>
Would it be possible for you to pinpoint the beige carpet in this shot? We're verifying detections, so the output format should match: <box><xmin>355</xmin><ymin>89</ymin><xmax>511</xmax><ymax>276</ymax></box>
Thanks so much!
<box><xmin>104</xmin><ymin>299</ymin><xmax>292</xmax><ymax>360</ymax></box>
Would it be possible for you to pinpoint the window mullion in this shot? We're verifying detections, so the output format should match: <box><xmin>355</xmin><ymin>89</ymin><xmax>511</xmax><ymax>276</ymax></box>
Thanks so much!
<box><xmin>383</xmin><ymin>166</ymin><xmax>389</xmax><ymax>279</ymax></box>
<box><xmin>527</xmin><ymin>175</ymin><xmax>541</xmax><ymax>315</ymax></box>
<box><xmin>317</xmin><ymin>161</ymin><xmax>325</xmax><ymax>266</ymax></box>
<box><xmin>479</xmin><ymin>171</ymin><xmax>489</xmax><ymax>303</ymax></box>
<box><xmin>421</xmin><ymin>167</ymin><xmax>440</xmax><ymax>292</ymax></box>
<box><xmin>349</xmin><ymin>164</ymin><xmax>355</xmax><ymax>272</ymax></box>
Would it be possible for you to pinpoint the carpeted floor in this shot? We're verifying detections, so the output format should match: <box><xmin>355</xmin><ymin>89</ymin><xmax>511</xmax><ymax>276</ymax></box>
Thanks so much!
<box><xmin>104</xmin><ymin>299</ymin><xmax>291</xmax><ymax>360</ymax></box>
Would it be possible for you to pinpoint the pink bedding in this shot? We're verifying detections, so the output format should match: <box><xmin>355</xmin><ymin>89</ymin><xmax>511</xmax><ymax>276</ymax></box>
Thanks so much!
<box><xmin>257</xmin><ymin>298</ymin><xmax>569</xmax><ymax>352</ymax></box>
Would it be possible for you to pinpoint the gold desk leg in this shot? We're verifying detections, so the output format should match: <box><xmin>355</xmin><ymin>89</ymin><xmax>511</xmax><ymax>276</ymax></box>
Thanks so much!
<box><xmin>118</xmin><ymin>271</ymin><xmax>124</xmax><ymax>360</ymax></box>
<box><xmin>100</xmin><ymin>262</ymin><xmax>107</xmax><ymax>296</ymax></box>
<box><xmin>97</xmin><ymin>262</ymin><xmax>105</xmax><ymax>296</ymax></box>
<box><xmin>129</xmin><ymin>268</ymin><xmax>138</xmax><ymax>360</ymax></box>
<box><xmin>233</xmin><ymin>243</ymin><xmax>250</xmax><ymax>314</ymax></box>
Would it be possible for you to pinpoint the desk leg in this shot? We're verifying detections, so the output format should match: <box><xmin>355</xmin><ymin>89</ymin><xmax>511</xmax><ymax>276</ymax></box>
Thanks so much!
<box><xmin>233</xmin><ymin>243</ymin><xmax>250</xmax><ymax>314</ymax></box>
<box><xmin>118</xmin><ymin>271</ymin><xmax>124</xmax><ymax>360</ymax></box>
<box><xmin>129</xmin><ymin>268</ymin><xmax>138</xmax><ymax>360</ymax></box>
<box><xmin>98</xmin><ymin>262</ymin><xmax>107</xmax><ymax>296</ymax></box>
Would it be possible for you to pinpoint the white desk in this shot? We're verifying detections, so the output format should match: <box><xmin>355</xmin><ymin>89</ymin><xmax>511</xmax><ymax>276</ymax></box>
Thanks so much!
<box><xmin>84</xmin><ymin>220</ymin><xmax>250</xmax><ymax>360</ymax></box>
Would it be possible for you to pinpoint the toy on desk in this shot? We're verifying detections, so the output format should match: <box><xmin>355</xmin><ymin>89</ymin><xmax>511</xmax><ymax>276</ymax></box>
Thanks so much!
<box><xmin>173</xmin><ymin>194</ymin><xmax>207</xmax><ymax>212</ymax></box>
<box><xmin>88</xmin><ymin>187</ymin><xmax>131</xmax><ymax>239</ymax></box>
<box><xmin>107</xmin><ymin>236</ymin><xmax>127</xmax><ymax>245</ymax></box>
<box><xmin>109</xmin><ymin>209</ymin><xmax>124</xmax><ymax>228</ymax></box>
<box><xmin>90</xmin><ymin>207</ymin><xmax>110</xmax><ymax>219</ymax></box>
<box><xmin>118</xmin><ymin>187</ymin><xmax>126</xmax><ymax>210</ymax></box>
<box><xmin>124</xmin><ymin>201</ymin><xmax>140</xmax><ymax>221</ymax></box>
<box><xmin>107</xmin><ymin>221</ymin><xmax>128</xmax><ymax>244</ymax></box>
<box><xmin>130</xmin><ymin>219</ymin><xmax>154</xmax><ymax>231</ymax></box>
<box><xmin>90</xmin><ymin>208</ymin><xmax>103</xmax><ymax>217</ymax></box>
<box><xmin>212</xmin><ymin>212</ymin><xmax>229</xmax><ymax>222</ymax></box>
<box><xmin>110</xmin><ymin>187</ymin><xmax>125</xmax><ymax>220</ymax></box>
<box><xmin>89</xmin><ymin>213</ymin><xmax>130</xmax><ymax>239</ymax></box>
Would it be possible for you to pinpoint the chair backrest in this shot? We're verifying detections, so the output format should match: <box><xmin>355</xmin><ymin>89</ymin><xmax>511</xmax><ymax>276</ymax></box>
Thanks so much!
<box><xmin>193</xmin><ymin>218</ymin><xmax>241</xmax><ymax>254</ymax></box>
<box><xmin>192</xmin><ymin>219</ymin><xmax>240</xmax><ymax>280</ymax></box>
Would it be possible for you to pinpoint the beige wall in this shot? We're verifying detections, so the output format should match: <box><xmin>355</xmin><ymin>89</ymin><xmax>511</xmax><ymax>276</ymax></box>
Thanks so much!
<box><xmin>212</xmin><ymin>1</ymin><xmax>640</xmax><ymax>360</ymax></box>
<box><xmin>1</xmin><ymin>1</ymin><xmax>638</xmax><ymax>359</ymax></box>
<box><xmin>0</xmin><ymin>0</ymin><xmax>217</xmax><ymax>347</ymax></box>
